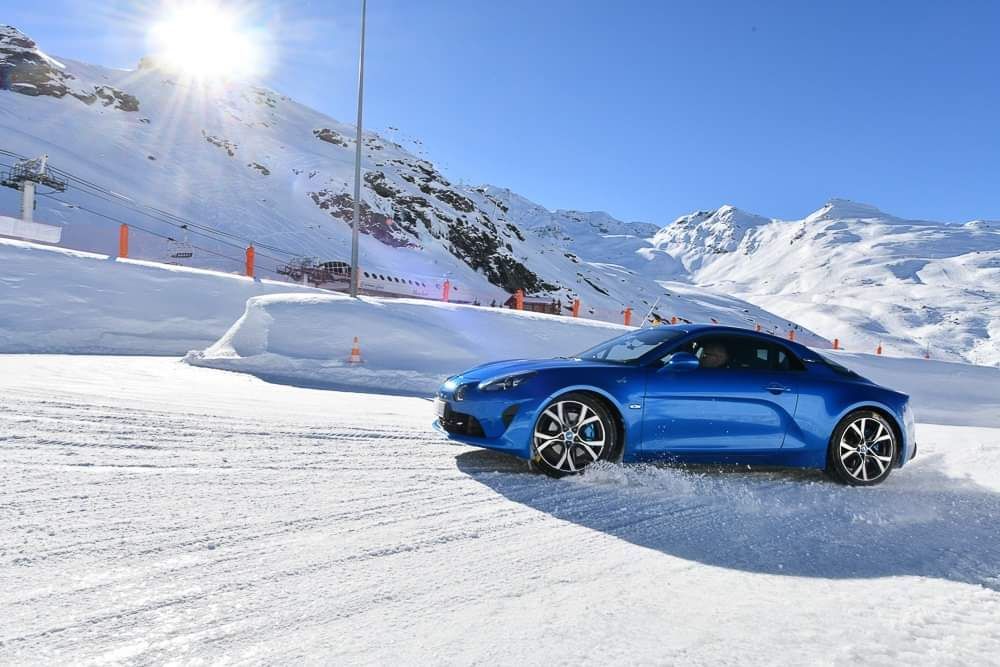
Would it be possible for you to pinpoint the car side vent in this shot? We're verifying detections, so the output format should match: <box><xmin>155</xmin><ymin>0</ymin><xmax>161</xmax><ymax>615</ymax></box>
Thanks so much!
<box><xmin>501</xmin><ymin>405</ymin><xmax>519</xmax><ymax>429</ymax></box>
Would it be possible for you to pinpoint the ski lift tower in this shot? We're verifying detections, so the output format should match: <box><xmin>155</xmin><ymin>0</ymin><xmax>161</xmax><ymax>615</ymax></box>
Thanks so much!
<box><xmin>1</xmin><ymin>155</ymin><xmax>67</xmax><ymax>223</ymax></box>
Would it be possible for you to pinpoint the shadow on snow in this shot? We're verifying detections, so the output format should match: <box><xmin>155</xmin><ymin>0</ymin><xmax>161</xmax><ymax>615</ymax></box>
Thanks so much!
<box><xmin>456</xmin><ymin>449</ymin><xmax>1000</xmax><ymax>591</ymax></box>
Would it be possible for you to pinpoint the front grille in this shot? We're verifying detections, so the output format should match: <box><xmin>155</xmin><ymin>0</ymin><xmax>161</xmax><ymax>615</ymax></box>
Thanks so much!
<box><xmin>439</xmin><ymin>405</ymin><xmax>485</xmax><ymax>437</ymax></box>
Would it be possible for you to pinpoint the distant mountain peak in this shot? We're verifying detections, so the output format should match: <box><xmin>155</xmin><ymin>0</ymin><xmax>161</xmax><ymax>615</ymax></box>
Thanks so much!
<box><xmin>807</xmin><ymin>198</ymin><xmax>888</xmax><ymax>222</ymax></box>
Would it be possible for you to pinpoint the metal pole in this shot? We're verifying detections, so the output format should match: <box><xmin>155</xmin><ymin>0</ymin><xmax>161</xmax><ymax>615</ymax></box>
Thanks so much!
<box><xmin>21</xmin><ymin>181</ymin><xmax>35</xmax><ymax>223</ymax></box>
<box><xmin>350</xmin><ymin>0</ymin><xmax>367</xmax><ymax>298</ymax></box>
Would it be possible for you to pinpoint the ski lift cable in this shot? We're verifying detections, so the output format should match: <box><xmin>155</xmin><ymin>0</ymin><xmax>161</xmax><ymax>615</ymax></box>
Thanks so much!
<box><xmin>42</xmin><ymin>184</ymin><xmax>293</xmax><ymax>265</ymax></box>
<box><xmin>5</xmin><ymin>150</ymin><xmax>343</xmax><ymax>268</ymax></box>
<box><xmin>43</xmin><ymin>192</ymin><xmax>247</xmax><ymax>256</ymax></box>
<box><xmin>2</xmin><ymin>147</ymin><xmax>304</xmax><ymax>258</ymax></box>
<box><xmin>6</xmin><ymin>150</ymin><xmax>347</xmax><ymax>278</ymax></box>
<box><xmin>36</xmin><ymin>192</ymin><xmax>254</xmax><ymax>267</ymax></box>
<box><xmin>38</xmin><ymin>193</ymin><xmax>292</xmax><ymax>279</ymax></box>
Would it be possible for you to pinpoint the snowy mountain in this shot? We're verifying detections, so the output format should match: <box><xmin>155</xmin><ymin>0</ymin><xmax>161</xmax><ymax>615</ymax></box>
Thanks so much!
<box><xmin>0</xmin><ymin>25</ymin><xmax>822</xmax><ymax>340</ymax></box>
<box><xmin>3</xmin><ymin>26</ymin><xmax>997</xmax><ymax>363</ymax></box>
<box><xmin>651</xmin><ymin>199</ymin><xmax>1000</xmax><ymax>365</ymax></box>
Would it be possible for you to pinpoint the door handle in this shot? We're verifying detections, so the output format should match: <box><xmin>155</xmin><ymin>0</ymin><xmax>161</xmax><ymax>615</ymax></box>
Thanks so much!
<box><xmin>764</xmin><ymin>384</ymin><xmax>791</xmax><ymax>394</ymax></box>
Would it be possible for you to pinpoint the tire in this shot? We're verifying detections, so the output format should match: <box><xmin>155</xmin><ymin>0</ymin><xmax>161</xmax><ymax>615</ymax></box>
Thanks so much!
<box><xmin>531</xmin><ymin>392</ymin><xmax>618</xmax><ymax>478</ymax></box>
<box><xmin>827</xmin><ymin>410</ymin><xmax>897</xmax><ymax>486</ymax></box>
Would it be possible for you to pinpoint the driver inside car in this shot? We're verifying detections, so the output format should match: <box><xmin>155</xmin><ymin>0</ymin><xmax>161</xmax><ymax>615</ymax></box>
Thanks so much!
<box><xmin>699</xmin><ymin>342</ymin><xmax>730</xmax><ymax>369</ymax></box>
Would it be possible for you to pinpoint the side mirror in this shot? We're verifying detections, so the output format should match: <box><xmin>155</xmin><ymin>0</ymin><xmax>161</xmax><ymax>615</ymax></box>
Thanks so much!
<box><xmin>662</xmin><ymin>351</ymin><xmax>700</xmax><ymax>372</ymax></box>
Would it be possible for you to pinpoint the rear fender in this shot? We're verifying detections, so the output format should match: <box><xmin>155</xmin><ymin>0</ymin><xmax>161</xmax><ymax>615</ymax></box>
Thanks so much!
<box><xmin>833</xmin><ymin>400</ymin><xmax>912</xmax><ymax>466</ymax></box>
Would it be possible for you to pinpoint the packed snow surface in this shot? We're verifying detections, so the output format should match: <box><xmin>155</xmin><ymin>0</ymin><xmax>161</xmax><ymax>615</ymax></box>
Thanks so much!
<box><xmin>1</xmin><ymin>355</ymin><xmax>999</xmax><ymax>664</ymax></box>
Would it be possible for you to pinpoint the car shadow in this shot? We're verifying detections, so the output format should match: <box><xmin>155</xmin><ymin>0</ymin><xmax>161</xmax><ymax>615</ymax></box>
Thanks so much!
<box><xmin>455</xmin><ymin>449</ymin><xmax>1000</xmax><ymax>591</ymax></box>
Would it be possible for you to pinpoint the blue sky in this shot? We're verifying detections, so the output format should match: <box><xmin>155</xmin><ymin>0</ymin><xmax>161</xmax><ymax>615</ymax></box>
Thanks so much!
<box><xmin>6</xmin><ymin>0</ymin><xmax>999</xmax><ymax>223</ymax></box>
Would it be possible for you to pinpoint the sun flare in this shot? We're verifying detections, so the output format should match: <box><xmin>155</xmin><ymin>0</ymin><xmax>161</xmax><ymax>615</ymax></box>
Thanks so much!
<box><xmin>149</xmin><ymin>3</ymin><xmax>262</xmax><ymax>80</ymax></box>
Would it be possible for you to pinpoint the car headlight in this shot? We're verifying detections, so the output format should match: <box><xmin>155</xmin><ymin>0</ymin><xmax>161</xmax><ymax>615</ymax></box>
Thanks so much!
<box><xmin>478</xmin><ymin>372</ymin><xmax>535</xmax><ymax>392</ymax></box>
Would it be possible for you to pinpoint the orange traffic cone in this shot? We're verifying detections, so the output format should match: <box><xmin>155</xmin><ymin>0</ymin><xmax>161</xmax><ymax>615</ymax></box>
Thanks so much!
<box><xmin>348</xmin><ymin>336</ymin><xmax>363</xmax><ymax>364</ymax></box>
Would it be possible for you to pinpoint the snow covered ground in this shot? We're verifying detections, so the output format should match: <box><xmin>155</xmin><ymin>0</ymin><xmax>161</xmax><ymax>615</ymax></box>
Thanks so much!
<box><xmin>0</xmin><ymin>237</ymin><xmax>315</xmax><ymax>355</ymax></box>
<box><xmin>1</xmin><ymin>355</ymin><xmax>999</xmax><ymax>664</ymax></box>
<box><xmin>185</xmin><ymin>292</ymin><xmax>628</xmax><ymax>394</ymax></box>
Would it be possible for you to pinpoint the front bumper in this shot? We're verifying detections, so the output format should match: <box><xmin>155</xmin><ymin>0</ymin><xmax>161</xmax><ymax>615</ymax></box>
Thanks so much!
<box><xmin>433</xmin><ymin>384</ymin><xmax>543</xmax><ymax>458</ymax></box>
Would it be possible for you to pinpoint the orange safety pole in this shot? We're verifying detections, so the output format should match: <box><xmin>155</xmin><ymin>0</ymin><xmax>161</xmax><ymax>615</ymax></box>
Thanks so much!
<box><xmin>348</xmin><ymin>336</ymin><xmax>363</xmax><ymax>364</ymax></box>
<box><xmin>442</xmin><ymin>279</ymin><xmax>451</xmax><ymax>302</ymax></box>
<box><xmin>833</xmin><ymin>338</ymin><xmax>839</xmax><ymax>350</ymax></box>
<box><xmin>876</xmin><ymin>342</ymin><xmax>883</xmax><ymax>355</ymax></box>
<box><xmin>623</xmin><ymin>307</ymin><xmax>633</xmax><ymax>326</ymax></box>
<box><xmin>118</xmin><ymin>224</ymin><xmax>129</xmax><ymax>258</ymax></box>
<box><xmin>245</xmin><ymin>245</ymin><xmax>255</xmax><ymax>278</ymax></box>
<box><xmin>571</xmin><ymin>299</ymin><xmax>581</xmax><ymax>318</ymax></box>
<box><xmin>515</xmin><ymin>289</ymin><xmax>524</xmax><ymax>310</ymax></box>
<box><xmin>788</xmin><ymin>329</ymin><xmax>795</xmax><ymax>342</ymax></box>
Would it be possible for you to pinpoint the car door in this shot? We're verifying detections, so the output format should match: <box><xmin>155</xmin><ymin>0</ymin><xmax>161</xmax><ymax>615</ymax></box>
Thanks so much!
<box><xmin>640</xmin><ymin>334</ymin><xmax>801</xmax><ymax>453</ymax></box>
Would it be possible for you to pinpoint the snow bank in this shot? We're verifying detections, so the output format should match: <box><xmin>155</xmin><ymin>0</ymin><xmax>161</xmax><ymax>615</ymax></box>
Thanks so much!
<box><xmin>826</xmin><ymin>351</ymin><xmax>1000</xmax><ymax>428</ymax></box>
<box><xmin>186</xmin><ymin>291</ymin><xmax>1000</xmax><ymax>423</ymax></box>
<box><xmin>185</xmin><ymin>293</ymin><xmax>627</xmax><ymax>395</ymax></box>
<box><xmin>0</xmin><ymin>238</ymin><xmax>314</xmax><ymax>354</ymax></box>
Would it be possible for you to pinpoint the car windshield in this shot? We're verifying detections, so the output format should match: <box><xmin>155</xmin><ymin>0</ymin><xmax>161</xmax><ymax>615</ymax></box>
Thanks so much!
<box><xmin>575</xmin><ymin>328</ymin><xmax>684</xmax><ymax>365</ymax></box>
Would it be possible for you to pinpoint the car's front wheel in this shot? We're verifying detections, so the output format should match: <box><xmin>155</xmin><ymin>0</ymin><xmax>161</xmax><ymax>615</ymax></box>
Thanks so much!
<box><xmin>531</xmin><ymin>393</ymin><xmax>618</xmax><ymax>477</ymax></box>
<box><xmin>827</xmin><ymin>410</ymin><xmax>898</xmax><ymax>486</ymax></box>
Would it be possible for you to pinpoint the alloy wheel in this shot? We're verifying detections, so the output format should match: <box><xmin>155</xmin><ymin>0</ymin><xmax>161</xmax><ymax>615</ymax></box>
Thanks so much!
<box><xmin>533</xmin><ymin>399</ymin><xmax>607</xmax><ymax>475</ymax></box>
<box><xmin>838</xmin><ymin>416</ymin><xmax>895</xmax><ymax>483</ymax></box>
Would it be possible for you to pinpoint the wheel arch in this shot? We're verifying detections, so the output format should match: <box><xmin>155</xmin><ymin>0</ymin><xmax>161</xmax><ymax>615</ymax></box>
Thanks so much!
<box><xmin>830</xmin><ymin>403</ymin><xmax>906</xmax><ymax>466</ymax></box>
<box><xmin>533</xmin><ymin>385</ymin><xmax>629</xmax><ymax>461</ymax></box>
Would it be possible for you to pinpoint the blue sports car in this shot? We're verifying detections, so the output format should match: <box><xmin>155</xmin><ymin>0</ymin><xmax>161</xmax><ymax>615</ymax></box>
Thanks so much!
<box><xmin>434</xmin><ymin>325</ymin><xmax>916</xmax><ymax>485</ymax></box>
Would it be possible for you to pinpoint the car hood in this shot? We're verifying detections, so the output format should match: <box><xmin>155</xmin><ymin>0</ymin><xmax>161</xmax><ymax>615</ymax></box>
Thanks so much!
<box><xmin>452</xmin><ymin>358</ymin><xmax>623</xmax><ymax>383</ymax></box>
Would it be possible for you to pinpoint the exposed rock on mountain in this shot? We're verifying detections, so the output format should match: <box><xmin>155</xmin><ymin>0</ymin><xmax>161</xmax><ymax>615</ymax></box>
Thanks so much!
<box><xmin>0</xmin><ymin>25</ymin><xmax>138</xmax><ymax>111</ymax></box>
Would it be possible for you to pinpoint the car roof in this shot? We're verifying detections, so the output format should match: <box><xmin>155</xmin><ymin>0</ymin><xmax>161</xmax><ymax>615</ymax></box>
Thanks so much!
<box><xmin>654</xmin><ymin>324</ymin><xmax>817</xmax><ymax>356</ymax></box>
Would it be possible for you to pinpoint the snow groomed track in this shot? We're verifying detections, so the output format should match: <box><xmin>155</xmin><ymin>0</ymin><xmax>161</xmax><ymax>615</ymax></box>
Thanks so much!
<box><xmin>1</xmin><ymin>356</ymin><xmax>999</xmax><ymax>664</ymax></box>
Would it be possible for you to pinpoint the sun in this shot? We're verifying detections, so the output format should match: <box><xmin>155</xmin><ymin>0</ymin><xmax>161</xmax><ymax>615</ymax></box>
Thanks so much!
<box><xmin>149</xmin><ymin>3</ymin><xmax>262</xmax><ymax>80</ymax></box>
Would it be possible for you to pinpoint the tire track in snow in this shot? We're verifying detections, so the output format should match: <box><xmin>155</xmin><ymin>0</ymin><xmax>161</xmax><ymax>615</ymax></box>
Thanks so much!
<box><xmin>2</xmin><ymin>356</ymin><xmax>999</xmax><ymax>664</ymax></box>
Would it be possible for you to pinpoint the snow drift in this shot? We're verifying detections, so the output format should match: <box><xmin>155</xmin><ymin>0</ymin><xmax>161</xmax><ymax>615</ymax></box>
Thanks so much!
<box><xmin>186</xmin><ymin>291</ymin><xmax>1000</xmax><ymax>425</ymax></box>
<box><xmin>184</xmin><ymin>293</ymin><xmax>628</xmax><ymax>395</ymax></box>
<box><xmin>823</xmin><ymin>351</ymin><xmax>1000</xmax><ymax>428</ymax></box>
<box><xmin>0</xmin><ymin>238</ymin><xmax>314</xmax><ymax>354</ymax></box>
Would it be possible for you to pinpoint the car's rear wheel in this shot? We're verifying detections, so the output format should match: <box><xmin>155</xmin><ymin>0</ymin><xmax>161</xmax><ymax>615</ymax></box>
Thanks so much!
<box><xmin>827</xmin><ymin>410</ymin><xmax>897</xmax><ymax>486</ymax></box>
<box><xmin>531</xmin><ymin>393</ymin><xmax>617</xmax><ymax>477</ymax></box>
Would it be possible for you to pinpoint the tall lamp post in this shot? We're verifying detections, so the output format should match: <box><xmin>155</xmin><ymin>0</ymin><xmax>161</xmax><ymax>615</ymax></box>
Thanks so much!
<box><xmin>350</xmin><ymin>0</ymin><xmax>367</xmax><ymax>298</ymax></box>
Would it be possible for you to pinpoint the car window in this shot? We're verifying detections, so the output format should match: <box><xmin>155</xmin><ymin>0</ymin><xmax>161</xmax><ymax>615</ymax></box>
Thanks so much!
<box><xmin>664</xmin><ymin>335</ymin><xmax>804</xmax><ymax>371</ymax></box>
<box><xmin>576</xmin><ymin>328</ymin><xmax>684</xmax><ymax>365</ymax></box>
